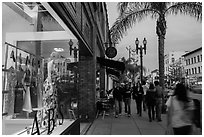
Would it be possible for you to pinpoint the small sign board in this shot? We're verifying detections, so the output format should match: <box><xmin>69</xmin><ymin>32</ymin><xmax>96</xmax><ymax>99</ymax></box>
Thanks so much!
<box><xmin>105</xmin><ymin>47</ymin><xmax>117</xmax><ymax>58</ymax></box>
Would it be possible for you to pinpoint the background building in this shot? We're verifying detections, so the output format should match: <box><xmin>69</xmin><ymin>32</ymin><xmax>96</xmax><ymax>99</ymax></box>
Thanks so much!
<box><xmin>182</xmin><ymin>47</ymin><xmax>202</xmax><ymax>86</ymax></box>
<box><xmin>164</xmin><ymin>51</ymin><xmax>188</xmax><ymax>85</ymax></box>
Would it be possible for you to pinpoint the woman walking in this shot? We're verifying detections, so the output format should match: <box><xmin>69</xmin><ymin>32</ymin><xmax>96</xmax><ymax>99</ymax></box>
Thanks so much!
<box><xmin>145</xmin><ymin>83</ymin><xmax>156</xmax><ymax>122</ymax></box>
<box><xmin>166</xmin><ymin>83</ymin><xmax>194</xmax><ymax>135</ymax></box>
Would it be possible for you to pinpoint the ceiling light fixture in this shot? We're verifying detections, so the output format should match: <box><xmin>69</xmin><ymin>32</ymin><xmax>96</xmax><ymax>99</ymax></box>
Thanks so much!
<box><xmin>54</xmin><ymin>48</ymin><xmax>64</xmax><ymax>52</ymax></box>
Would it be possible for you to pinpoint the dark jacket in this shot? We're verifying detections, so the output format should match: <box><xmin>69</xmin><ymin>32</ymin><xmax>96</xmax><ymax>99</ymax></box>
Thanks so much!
<box><xmin>113</xmin><ymin>87</ymin><xmax>123</xmax><ymax>101</ymax></box>
<box><xmin>123</xmin><ymin>86</ymin><xmax>132</xmax><ymax>99</ymax></box>
<box><xmin>132</xmin><ymin>85</ymin><xmax>143</xmax><ymax>100</ymax></box>
<box><xmin>155</xmin><ymin>85</ymin><xmax>163</xmax><ymax>98</ymax></box>
<box><xmin>146</xmin><ymin>89</ymin><xmax>156</xmax><ymax>106</ymax></box>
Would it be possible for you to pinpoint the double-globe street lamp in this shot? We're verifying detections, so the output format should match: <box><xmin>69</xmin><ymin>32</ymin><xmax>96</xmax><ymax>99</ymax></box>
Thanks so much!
<box><xmin>135</xmin><ymin>38</ymin><xmax>147</xmax><ymax>84</ymax></box>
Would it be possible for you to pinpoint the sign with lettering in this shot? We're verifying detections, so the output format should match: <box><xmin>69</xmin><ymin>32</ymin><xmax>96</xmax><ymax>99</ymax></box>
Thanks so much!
<box><xmin>31</xmin><ymin>108</ymin><xmax>64</xmax><ymax>135</ymax></box>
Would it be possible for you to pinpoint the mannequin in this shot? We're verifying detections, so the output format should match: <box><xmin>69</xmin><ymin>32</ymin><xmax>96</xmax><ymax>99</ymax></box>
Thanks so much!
<box><xmin>40</xmin><ymin>52</ymin><xmax>59</xmax><ymax>127</ymax></box>
<box><xmin>22</xmin><ymin>57</ymin><xmax>32</xmax><ymax>114</ymax></box>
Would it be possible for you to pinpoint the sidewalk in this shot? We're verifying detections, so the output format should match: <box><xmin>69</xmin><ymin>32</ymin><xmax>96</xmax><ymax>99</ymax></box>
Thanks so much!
<box><xmin>85</xmin><ymin>100</ymin><xmax>167</xmax><ymax>135</ymax></box>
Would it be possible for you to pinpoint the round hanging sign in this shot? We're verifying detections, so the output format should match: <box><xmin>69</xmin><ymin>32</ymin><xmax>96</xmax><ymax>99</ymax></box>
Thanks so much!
<box><xmin>105</xmin><ymin>47</ymin><xmax>117</xmax><ymax>58</ymax></box>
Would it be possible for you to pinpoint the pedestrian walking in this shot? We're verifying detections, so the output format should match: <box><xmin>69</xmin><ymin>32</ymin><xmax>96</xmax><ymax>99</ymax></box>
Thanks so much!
<box><xmin>142</xmin><ymin>81</ymin><xmax>148</xmax><ymax>111</ymax></box>
<box><xmin>154</xmin><ymin>81</ymin><xmax>163</xmax><ymax>122</ymax></box>
<box><xmin>166</xmin><ymin>83</ymin><xmax>195</xmax><ymax>135</ymax></box>
<box><xmin>113</xmin><ymin>83</ymin><xmax>123</xmax><ymax>118</ymax></box>
<box><xmin>123</xmin><ymin>82</ymin><xmax>132</xmax><ymax>117</ymax></box>
<box><xmin>145</xmin><ymin>83</ymin><xmax>156</xmax><ymax>122</ymax></box>
<box><xmin>132</xmin><ymin>82</ymin><xmax>143</xmax><ymax>116</ymax></box>
<box><xmin>132</xmin><ymin>83</ymin><xmax>137</xmax><ymax>112</ymax></box>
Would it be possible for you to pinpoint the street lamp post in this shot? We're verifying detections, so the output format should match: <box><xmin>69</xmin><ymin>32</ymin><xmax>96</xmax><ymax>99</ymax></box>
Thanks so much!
<box><xmin>135</xmin><ymin>38</ymin><xmax>147</xmax><ymax>84</ymax></box>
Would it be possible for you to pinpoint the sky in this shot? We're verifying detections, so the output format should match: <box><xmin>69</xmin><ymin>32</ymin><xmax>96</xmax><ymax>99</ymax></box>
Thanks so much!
<box><xmin>106</xmin><ymin>2</ymin><xmax>202</xmax><ymax>74</ymax></box>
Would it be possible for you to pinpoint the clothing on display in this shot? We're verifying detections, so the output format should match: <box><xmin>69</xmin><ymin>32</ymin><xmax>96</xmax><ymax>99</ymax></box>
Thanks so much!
<box><xmin>10</xmin><ymin>50</ymin><xmax>16</xmax><ymax>62</ymax></box>
<box><xmin>22</xmin><ymin>62</ymin><xmax>33</xmax><ymax>113</ymax></box>
<box><xmin>37</xmin><ymin>53</ymin><xmax>59</xmax><ymax>127</ymax></box>
<box><xmin>22</xmin><ymin>86</ymin><xmax>32</xmax><ymax>113</ymax></box>
<box><xmin>14</xmin><ymin>88</ymin><xmax>24</xmax><ymax>113</ymax></box>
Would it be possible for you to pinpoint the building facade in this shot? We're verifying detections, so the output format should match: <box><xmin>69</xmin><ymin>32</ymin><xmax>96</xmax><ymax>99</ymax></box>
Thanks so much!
<box><xmin>2</xmin><ymin>2</ymin><xmax>110</xmax><ymax>135</ymax></box>
<box><xmin>148</xmin><ymin>69</ymin><xmax>159</xmax><ymax>83</ymax></box>
<box><xmin>164</xmin><ymin>51</ymin><xmax>188</xmax><ymax>85</ymax></box>
<box><xmin>182</xmin><ymin>47</ymin><xmax>202</xmax><ymax>85</ymax></box>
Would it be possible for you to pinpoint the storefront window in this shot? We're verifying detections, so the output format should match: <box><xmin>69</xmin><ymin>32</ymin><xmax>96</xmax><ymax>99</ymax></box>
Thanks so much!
<box><xmin>2</xmin><ymin>2</ymin><xmax>79</xmax><ymax>135</ymax></box>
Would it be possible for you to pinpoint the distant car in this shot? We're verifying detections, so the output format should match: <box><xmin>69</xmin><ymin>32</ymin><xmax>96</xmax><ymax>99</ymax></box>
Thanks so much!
<box><xmin>190</xmin><ymin>84</ymin><xmax>202</xmax><ymax>94</ymax></box>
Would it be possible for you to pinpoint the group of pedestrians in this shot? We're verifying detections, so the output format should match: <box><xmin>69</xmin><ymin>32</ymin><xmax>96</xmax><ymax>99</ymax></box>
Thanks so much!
<box><xmin>112</xmin><ymin>82</ymin><xmax>132</xmax><ymax>118</ymax></box>
<box><xmin>112</xmin><ymin>81</ymin><xmax>163</xmax><ymax>122</ymax></box>
<box><xmin>145</xmin><ymin>81</ymin><xmax>163</xmax><ymax>122</ymax></box>
<box><xmin>110</xmin><ymin>81</ymin><xmax>200</xmax><ymax>135</ymax></box>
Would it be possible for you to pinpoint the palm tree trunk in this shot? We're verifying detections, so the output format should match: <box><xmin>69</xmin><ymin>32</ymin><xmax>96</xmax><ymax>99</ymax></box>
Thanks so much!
<box><xmin>156</xmin><ymin>15</ymin><xmax>166</xmax><ymax>113</ymax></box>
<box><xmin>158</xmin><ymin>36</ymin><xmax>165</xmax><ymax>91</ymax></box>
<box><xmin>158</xmin><ymin>35</ymin><xmax>166</xmax><ymax>114</ymax></box>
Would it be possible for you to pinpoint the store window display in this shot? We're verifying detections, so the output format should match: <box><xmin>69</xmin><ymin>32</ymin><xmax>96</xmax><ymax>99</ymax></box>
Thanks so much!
<box><xmin>2</xmin><ymin>2</ymin><xmax>80</xmax><ymax>134</ymax></box>
<box><xmin>3</xmin><ymin>40</ymin><xmax>80</xmax><ymax>134</ymax></box>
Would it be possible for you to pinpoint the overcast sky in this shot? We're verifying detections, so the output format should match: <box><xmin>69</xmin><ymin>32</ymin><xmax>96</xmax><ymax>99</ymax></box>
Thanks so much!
<box><xmin>106</xmin><ymin>2</ymin><xmax>202</xmax><ymax>73</ymax></box>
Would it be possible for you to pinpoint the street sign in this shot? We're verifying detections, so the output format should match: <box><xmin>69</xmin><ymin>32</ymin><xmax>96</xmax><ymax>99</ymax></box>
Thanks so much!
<box><xmin>105</xmin><ymin>47</ymin><xmax>117</xmax><ymax>58</ymax></box>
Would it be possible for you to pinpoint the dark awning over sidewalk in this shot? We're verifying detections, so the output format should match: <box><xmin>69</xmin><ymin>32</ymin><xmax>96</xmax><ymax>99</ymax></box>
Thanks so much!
<box><xmin>106</xmin><ymin>68</ymin><xmax>120</xmax><ymax>78</ymax></box>
<box><xmin>97</xmin><ymin>57</ymin><xmax>125</xmax><ymax>73</ymax></box>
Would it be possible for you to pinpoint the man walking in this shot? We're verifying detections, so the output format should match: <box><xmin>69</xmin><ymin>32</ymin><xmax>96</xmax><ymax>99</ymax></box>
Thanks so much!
<box><xmin>154</xmin><ymin>81</ymin><xmax>163</xmax><ymax>122</ymax></box>
<box><xmin>132</xmin><ymin>82</ymin><xmax>144</xmax><ymax>116</ymax></box>
<box><xmin>123</xmin><ymin>83</ymin><xmax>132</xmax><ymax>117</ymax></box>
<box><xmin>113</xmin><ymin>83</ymin><xmax>122</xmax><ymax>118</ymax></box>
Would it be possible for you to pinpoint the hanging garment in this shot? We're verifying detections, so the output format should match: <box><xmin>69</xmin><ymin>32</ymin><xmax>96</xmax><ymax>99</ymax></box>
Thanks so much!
<box><xmin>10</xmin><ymin>50</ymin><xmax>16</xmax><ymax>62</ymax></box>
<box><xmin>19</xmin><ymin>53</ymin><xmax>22</xmax><ymax>64</ymax></box>
<box><xmin>14</xmin><ymin>84</ymin><xmax>24</xmax><ymax>113</ymax></box>
<box><xmin>24</xmin><ymin>68</ymin><xmax>31</xmax><ymax>85</ymax></box>
<box><xmin>22</xmin><ymin>86</ymin><xmax>32</xmax><ymax>113</ymax></box>
<box><xmin>32</xmin><ymin>58</ymin><xmax>35</xmax><ymax>67</ymax></box>
<box><xmin>25</xmin><ymin>56</ymin><xmax>30</xmax><ymax>66</ymax></box>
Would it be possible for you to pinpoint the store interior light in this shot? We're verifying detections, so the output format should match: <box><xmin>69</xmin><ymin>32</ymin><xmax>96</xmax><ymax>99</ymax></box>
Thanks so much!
<box><xmin>54</xmin><ymin>48</ymin><xmax>64</xmax><ymax>52</ymax></box>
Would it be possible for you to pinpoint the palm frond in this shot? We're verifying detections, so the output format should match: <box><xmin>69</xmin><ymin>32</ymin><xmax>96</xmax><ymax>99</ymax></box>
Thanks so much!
<box><xmin>166</xmin><ymin>2</ymin><xmax>202</xmax><ymax>21</ymax></box>
<box><xmin>117</xmin><ymin>2</ymin><xmax>129</xmax><ymax>15</ymax></box>
<box><xmin>110</xmin><ymin>8</ymin><xmax>156</xmax><ymax>42</ymax></box>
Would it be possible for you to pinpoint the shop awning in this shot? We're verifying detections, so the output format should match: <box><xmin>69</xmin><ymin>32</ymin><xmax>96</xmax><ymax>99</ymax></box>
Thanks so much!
<box><xmin>106</xmin><ymin>68</ymin><xmax>120</xmax><ymax>78</ymax></box>
<box><xmin>97</xmin><ymin>57</ymin><xmax>125</xmax><ymax>73</ymax></box>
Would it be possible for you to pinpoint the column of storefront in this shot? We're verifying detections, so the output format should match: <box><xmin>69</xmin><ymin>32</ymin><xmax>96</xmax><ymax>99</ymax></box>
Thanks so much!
<box><xmin>78</xmin><ymin>55</ymin><xmax>96</xmax><ymax>121</ymax></box>
<box><xmin>100</xmin><ymin>66</ymin><xmax>106</xmax><ymax>94</ymax></box>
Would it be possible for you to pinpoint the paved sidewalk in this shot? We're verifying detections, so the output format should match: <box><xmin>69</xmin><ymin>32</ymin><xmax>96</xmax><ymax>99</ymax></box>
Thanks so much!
<box><xmin>86</xmin><ymin>100</ymin><xmax>167</xmax><ymax>135</ymax></box>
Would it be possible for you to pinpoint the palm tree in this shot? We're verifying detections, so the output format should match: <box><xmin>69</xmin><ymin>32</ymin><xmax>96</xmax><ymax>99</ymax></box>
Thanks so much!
<box><xmin>120</xmin><ymin>57</ymin><xmax>146</xmax><ymax>84</ymax></box>
<box><xmin>110</xmin><ymin>2</ymin><xmax>202</xmax><ymax>91</ymax></box>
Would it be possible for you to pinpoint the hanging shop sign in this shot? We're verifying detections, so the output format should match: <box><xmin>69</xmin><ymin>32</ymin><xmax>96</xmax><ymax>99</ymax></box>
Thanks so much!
<box><xmin>105</xmin><ymin>47</ymin><xmax>117</xmax><ymax>58</ymax></box>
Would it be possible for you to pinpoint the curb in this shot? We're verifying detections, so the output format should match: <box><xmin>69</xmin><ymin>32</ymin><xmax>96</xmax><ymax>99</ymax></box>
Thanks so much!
<box><xmin>80</xmin><ymin>122</ymin><xmax>93</xmax><ymax>135</ymax></box>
